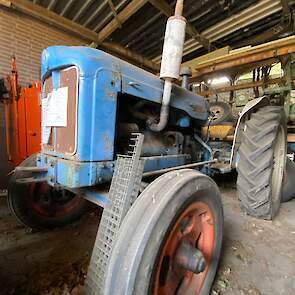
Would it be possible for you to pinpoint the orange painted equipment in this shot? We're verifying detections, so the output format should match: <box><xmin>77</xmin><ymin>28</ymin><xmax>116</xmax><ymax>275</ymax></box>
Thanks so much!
<box><xmin>2</xmin><ymin>57</ymin><xmax>41</xmax><ymax>166</ymax></box>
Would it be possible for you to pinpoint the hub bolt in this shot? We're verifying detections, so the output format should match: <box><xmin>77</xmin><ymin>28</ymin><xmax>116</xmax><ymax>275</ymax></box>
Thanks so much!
<box><xmin>175</xmin><ymin>241</ymin><xmax>207</xmax><ymax>274</ymax></box>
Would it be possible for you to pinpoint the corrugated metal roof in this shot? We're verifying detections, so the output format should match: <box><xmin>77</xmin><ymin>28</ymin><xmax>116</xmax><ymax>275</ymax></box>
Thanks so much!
<box><xmin>30</xmin><ymin>0</ymin><xmax>295</xmax><ymax>62</ymax></box>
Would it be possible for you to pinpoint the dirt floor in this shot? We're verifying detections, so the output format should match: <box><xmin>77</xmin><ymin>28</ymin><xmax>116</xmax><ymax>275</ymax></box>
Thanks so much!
<box><xmin>0</xmin><ymin>175</ymin><xmax>294</xmax><ymax>295</ymax></box>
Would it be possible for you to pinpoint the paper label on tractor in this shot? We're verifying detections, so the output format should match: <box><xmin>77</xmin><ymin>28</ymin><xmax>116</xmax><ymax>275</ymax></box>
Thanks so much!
<box><xmin>41</xmin><ymin>94</ymin><xmax>49</xmax><ymax>127</ymax></box>
<box><xmin>42</xmin><ymin>87</ymin><xmax>68</xmax><ymax>127</ymax></box>
<box><xmin>42</xmin><ymin>127</ymin><xmax>51</xmax><ymax>144</ymax></box>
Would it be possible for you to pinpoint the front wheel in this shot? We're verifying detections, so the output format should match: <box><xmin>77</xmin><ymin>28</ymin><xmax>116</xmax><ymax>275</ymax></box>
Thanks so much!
<box><xmin>105</xmin><ymin>169</ymin><xmax>223</xmax><ymax>295</ymax></box>
<box><xmin>7</xmin><ymin>154</ymin><xmax>89</xmax><ymax>230</ymax></box>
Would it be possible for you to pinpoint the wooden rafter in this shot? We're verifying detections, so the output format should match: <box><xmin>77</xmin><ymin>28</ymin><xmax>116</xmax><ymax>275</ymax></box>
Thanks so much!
<box><xmin>0</xmin><ymin>0</ymin><xmax>160</xmax><ymax>72</ymax></box>
<box><xmin>148</xmin><ymin>0</ymin><xmax>211</xmax><ymax>50</ymax></box>
<box><xmin>196</xmin><ymin>78</ymin><xmax>284</xmax><ymax>96</ymax></box>
<box><xmin>190</xmin><ymin>36</ymin><xmax>295</xmax><ymax>80</ymax></box>
<box><xmin>192</xmin><ymin>36</ymin><xmax>295</xmax><ymax>81</ymax></box>
<box><xmin>280</xmin><ymin>0</ymin><xmax>290</xmax><ymax>15</ymax></box>
<box><xmin>107</xmin><ymin>0</ymin><xmax>121</xmax><ymax>28</ymax></box>
<box><xmin>97</xmin><ymin>0</ymin><xmax>148</xmax><ymax>42</ymax></box>
<box><xmin>235</xmin><ymin>21</ymin><xmax>292</xmax><ymax>48</ymax></box>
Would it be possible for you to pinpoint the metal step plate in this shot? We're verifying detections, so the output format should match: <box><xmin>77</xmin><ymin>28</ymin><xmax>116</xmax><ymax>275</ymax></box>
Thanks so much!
<box><xmin>84</xmin><ymin>134</ymin><xmax>144</xmax><ymax>295</ymax></box>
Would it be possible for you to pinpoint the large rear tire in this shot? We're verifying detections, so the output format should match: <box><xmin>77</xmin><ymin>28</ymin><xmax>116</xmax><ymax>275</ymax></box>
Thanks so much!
<box><xmin>237</xmin><ymin>106</ymin><xmax>287</xmax><ymax>219</ymax></box>
<box><xmin>105</xmin><ymin>169</ymin><xmax>223</xmax><ymax>295</ymax></box>
<box><xmin>7</xmin><ymin>154</ymin><xmax>89</xmax><ymax>230</ymax></box>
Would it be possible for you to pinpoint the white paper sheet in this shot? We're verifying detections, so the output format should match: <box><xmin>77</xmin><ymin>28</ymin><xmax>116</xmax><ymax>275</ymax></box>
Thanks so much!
<box><xmin>43</xmin><ymin>87</ymin><xmax>68</xmax><ymax>127</ymax></box>
<box><xmin>42</xmin><ymin>127</ymin><xmax>51</xmax><ymax>144</ymax></box>
<box><xmin>41</xmin><ymin>95</ymin><xmax>50</xmax><ymax>144</ymax></box>
<box><xmin>41</xmin><ymin>94</ymin><xmax>49</xmax><ymax>127</ymax></box>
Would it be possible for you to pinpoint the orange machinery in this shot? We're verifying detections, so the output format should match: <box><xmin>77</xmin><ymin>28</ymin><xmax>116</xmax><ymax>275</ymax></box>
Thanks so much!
<box><xmin>0</xmin><ymin>56</ymin><xmax>41</xmax><ymax>166</ymax></box>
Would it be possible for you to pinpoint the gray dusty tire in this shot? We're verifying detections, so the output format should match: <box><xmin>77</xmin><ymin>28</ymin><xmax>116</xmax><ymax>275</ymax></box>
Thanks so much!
<box><xmin>8</xmin><ymin>154</ymin><xmax>89</xmax><ymax>230</ymax></box>
<box><xmin>105</xmin><ymin>169</ymin><xmax>223</xmax><ymax>295</ymax></box>
<box><xmin>237</xmin><ymin>106</ymin><xmax>287</xmax><ymax>219</ymax></box>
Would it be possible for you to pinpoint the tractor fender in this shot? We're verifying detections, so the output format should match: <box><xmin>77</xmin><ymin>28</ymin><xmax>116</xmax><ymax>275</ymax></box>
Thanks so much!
<box><xmin>230</xmin><ymin>95</ymin><xmax>269</xmax><ymax>167</ymax></box>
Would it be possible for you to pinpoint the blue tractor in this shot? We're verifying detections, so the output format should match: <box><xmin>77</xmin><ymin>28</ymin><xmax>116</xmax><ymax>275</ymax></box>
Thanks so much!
<box><xmin>8</xmin><ymin>45</ymin><xmax>223</xmax><ymax>293</ymax></box>
<box><xmin>8</xmin><ymin>2</ymin><xmax>225</xmax><ymax>293</ymax></box>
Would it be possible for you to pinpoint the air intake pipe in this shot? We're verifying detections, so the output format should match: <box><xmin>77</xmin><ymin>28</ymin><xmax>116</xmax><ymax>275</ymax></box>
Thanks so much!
<box><xmin>148</xmin><ymin>0</ymin><xmax>187</xmax><ymax>132</ymax></box>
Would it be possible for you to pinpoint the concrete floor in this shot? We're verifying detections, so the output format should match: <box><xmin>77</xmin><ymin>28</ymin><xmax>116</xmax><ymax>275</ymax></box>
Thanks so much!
<box><xmin>0</xmin><ymin>177</ymin><xmax>294</xmax><ymax>295</ymax></box>
<box><xmin>213</xmin><ymin>179</ymin><xmax>295</xmax><ymax>295</ymax></box>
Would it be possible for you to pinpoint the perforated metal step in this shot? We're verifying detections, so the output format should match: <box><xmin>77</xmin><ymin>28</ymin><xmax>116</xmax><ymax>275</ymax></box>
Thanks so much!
<box><xmin>84</xmin><ymin>133</ymin><xmax>144</xmax><ymax>295</ymax></box>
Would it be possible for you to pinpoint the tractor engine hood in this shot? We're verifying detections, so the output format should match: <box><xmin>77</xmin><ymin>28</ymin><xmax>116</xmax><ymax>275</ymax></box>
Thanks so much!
<box><xmin>40</xmin><ymin>46</ymin><xmax>208</xmax><ymax>162</ymax></box>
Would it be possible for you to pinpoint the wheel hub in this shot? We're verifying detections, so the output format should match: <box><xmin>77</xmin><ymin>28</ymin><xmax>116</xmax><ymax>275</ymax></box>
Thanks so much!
<box><xmin>175</xmin><ymin>241</ymin><xmax>206</xmax><ymax>274</ymax></box>
<box><xmin>153</xmin><ymin>201</ymin><xmax>215</xmax><ymax>295</ymax></box>
<box><xmin>29</xmin><ymin>182</ymin><xmax>82</xmax><ymax>218</ymax></box>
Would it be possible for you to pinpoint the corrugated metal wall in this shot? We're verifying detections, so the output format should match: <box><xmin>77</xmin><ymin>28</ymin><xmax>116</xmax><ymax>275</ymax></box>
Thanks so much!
<box><xmin>0</xmin><ymin>7</ymin><xmax>84</xmax><ymax>188</ymax></box>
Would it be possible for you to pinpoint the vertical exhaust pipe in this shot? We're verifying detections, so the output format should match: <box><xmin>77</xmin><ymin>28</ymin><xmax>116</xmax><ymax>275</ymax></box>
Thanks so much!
<box><xmin>148</xmin><ymin>0</ymin><xmax>187</xmax><ymax>132</ymax></box>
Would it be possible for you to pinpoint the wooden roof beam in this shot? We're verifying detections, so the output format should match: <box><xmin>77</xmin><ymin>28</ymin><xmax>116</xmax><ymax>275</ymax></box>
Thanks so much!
<box><xmin>47</xmin><ymin>0</ymin><xmax>57</xmax><ymax>10</ymax></box>
<box><xmin>280</xmin><ymin>0</ymin><xmax>290</xmax><ymax>15</ymax></box>
<box><xmin>107</xmin><ymin>0</ymin><xmax>121</xmax><ymax>28</ymax></box>
<box><xmin>148</xmin><ymin>0</ymin><xmax>211</xmax><ymax>51</ymax></box>
<box><xmin>190</xmin><ymin>36</ymin><xmax>295</xmax><ymax>80</ymax></box>
<box><xmin>97</xmin><ymin>0</ymin><xmax>149</xmax><ymax>42</ymax></box>
<box><xmin>235</xmin><ymin>21</ymin><xmax>292</xmax><ymax>48</ymax></box>
<box><xmin>0</xmin><ymin>0</ymin><xmax>159</xmax><ymax>72</ymax></box>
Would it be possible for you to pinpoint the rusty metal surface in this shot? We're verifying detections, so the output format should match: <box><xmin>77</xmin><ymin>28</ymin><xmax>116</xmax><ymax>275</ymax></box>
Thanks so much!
<box><xmin>42</xmin><ymin>67</ymin><xmax>78</xmax><ymax>155</ymax></box>
<box><xmin>56</xmin><ymin>67</ymin><xmax>78</xmax><ymax>155</ymax></box>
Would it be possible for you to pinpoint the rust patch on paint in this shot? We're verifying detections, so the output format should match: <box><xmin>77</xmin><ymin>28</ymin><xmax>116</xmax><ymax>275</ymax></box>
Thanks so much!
<box><xmin>103</xmin><ymin>133</ymin><xmax>113</xmax><ymax>152</ymax></box>
<box><xmin>190</xmin><ymin>104</ymin><xmax>206</xmax><ymax>113</ymax></box>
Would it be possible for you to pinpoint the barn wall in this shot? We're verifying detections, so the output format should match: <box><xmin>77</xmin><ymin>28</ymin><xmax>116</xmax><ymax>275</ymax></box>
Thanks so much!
<box><xmin>0</xmin><ymin>7</ymin><xmax>84</xmax><ymax>188</ymax></box>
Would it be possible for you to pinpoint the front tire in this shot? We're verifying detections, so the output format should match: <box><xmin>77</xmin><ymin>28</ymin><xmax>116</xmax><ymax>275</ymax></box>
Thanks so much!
<box><xmin>105</xmin><ymin>169</ymin><xmax>223</xmax><ymax>295</ymax></box>
<box><xmin>237</xmin><ymin>106</ymin><xmax>287</xmax><ymax>219</ymax></box>
<box><xmin>8</xmin><ymin>154</ymin><xmax>89</xmax><ymax>230</ymax></box>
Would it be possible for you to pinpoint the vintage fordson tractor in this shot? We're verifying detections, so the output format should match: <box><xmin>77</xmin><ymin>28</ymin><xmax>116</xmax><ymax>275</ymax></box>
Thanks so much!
<box><xmin>8</xmin><ymin>13</ymin><xmax>228</xmax><ymax>295</ymax></box>
<box><xmin>8</xmin><ymin>44</ymin><xmax>224</xmax><ymax>293</ymax></box>
<box><xmin>7</xmin><ymin>1</ymin><xmax>288</xmax><ymax>294</ymax></box>
<box><xmin>10</xmin><ymin>44</ymin><xmax>225</xmax><ymax>289</ymax></box>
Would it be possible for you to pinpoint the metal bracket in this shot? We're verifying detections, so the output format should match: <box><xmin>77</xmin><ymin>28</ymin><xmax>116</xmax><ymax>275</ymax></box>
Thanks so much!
<box><xmin>15</xmin><ymin>177</ymin><xmax>49</xmax><ymax>184</ymax></box>
<box><xmin>15</xmin><ymin>166</ymin><xmax>48</xmax><ymax>173</ymax></box>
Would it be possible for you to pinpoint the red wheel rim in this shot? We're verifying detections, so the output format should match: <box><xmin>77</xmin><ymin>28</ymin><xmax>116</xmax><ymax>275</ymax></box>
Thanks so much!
<box><xmin>29</xmin><ymin>182</ymin><xmax>83</xmax><ymax>218</ymax></box>
<box><xmin>152</xmin><ymin>201</ymin><xmax>215</xmax><ymax>295</ymax></box>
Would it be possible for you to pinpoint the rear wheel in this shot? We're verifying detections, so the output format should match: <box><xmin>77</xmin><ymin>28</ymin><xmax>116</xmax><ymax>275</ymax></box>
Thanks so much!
<box><xmin>8</xmin><ymin>154</ymin><xmax>89</xmax><ymax>230</ymax></box>
<box><xmin>237</xmin><ymin>106</ymin><xmax>286</xmax><ymax>219</ymax></box>
<box><xmin>105</xmin><ymin>169</ymin><xmax>223</xmax><ymax>295</ymax></box>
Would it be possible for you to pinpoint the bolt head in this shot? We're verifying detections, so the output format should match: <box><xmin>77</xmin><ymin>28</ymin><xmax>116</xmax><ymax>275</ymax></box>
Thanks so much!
<box><xmin>197</xmin><ymin>257</ymin><xmax>206</xmax><ymax>273</ymax></box>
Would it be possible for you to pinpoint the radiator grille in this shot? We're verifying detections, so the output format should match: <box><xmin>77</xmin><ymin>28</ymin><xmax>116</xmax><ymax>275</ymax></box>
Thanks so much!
<box><xmin>42</xmin><ymin>66</ymin><xmax>78</xmax><ymax>155</ymax></box>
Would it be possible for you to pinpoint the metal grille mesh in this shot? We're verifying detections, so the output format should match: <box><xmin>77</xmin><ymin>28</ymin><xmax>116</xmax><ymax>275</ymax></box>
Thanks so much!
<box><xmin>84</xmin><ymin>133</ymin><xmax>144</xmax><ymax>295</ymax></box>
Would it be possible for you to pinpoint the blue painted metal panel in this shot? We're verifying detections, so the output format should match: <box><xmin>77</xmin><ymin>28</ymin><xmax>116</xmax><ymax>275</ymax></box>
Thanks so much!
<box><xmin>37</xmin><ymin>154</ymin><xmax>113</xmax><ymax>187</ymax></box>
<box><xmin>77</xmin><ymin>189</ymin><xmax>110</xmax><ymax>208</ymax></box>
<box><xmin>41</xmin><ymin>46</ymin><xmax>208</xmax><ymax>162</ymax></box>
<box><xmin>37</xmin><ymin>153</ymin><xmax>191</xmax><ymax>188</ymax></box>
<box><xmin>121</xmin><ymin>73</ymin><xmax>208</xmax><ymax>122</ymax></box>
<box><xmin>143</xmin><ymin>155</ymin><xmax>191</xmax><ymax>172</ymax></box>
<box><xmin>51</xmin><ymin>70</ymin><xmax>60</xmax><ymax>89</ymax></box>
<box><xmin>76</xmin><ymin>68</ymin><xmax>119</xmax><ymax>161</ymax></box>
<box><xmin>288</xmin><ymin>143</ymin><xmax>295</xmax><ymax>153</ymax></box>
